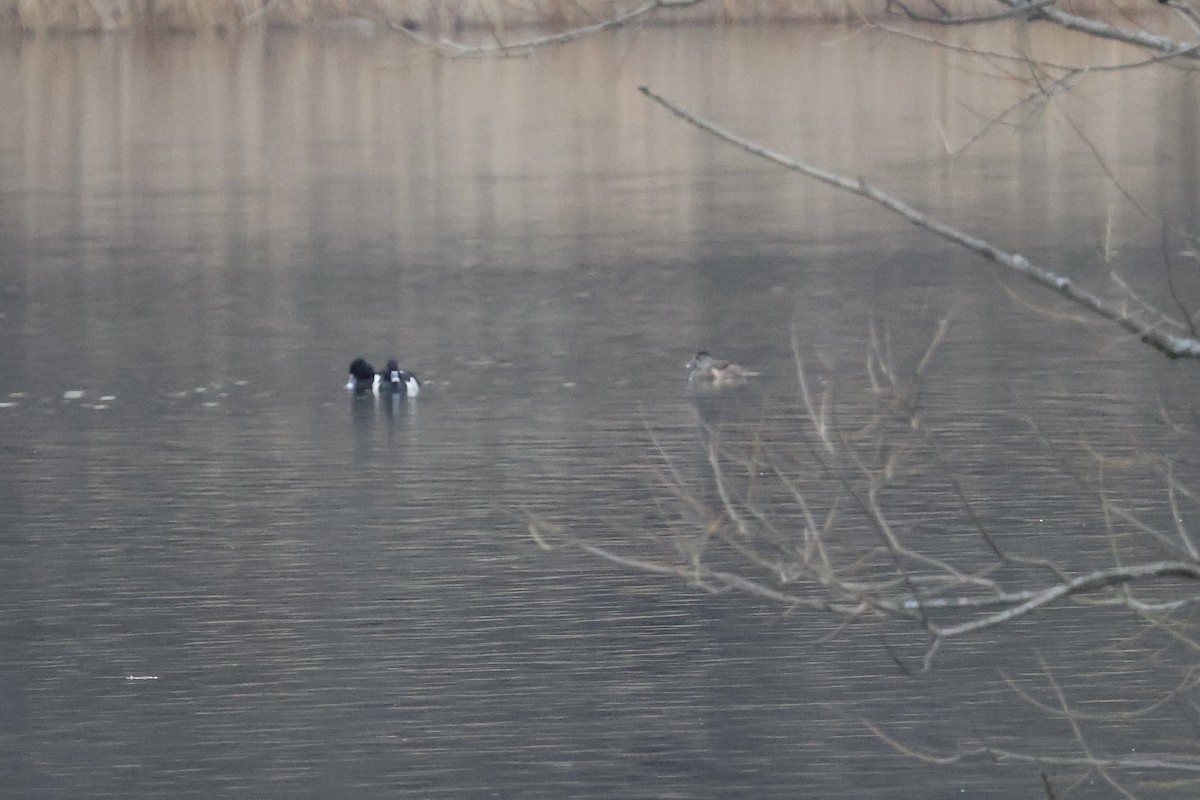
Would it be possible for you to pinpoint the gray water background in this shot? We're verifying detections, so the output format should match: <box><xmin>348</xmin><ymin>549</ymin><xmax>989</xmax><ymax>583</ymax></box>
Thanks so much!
<box><xmin>2</xmin><ymin>21</ymin><xmax>1200</xmax><ymax>798</ymax></box>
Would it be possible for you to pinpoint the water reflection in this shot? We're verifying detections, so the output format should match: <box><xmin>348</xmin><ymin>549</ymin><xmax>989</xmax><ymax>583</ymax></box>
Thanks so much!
<box><xmin>1</xmin><ymin>22</ymin><xmax>1199</xmax><ymax>799</ymax></box>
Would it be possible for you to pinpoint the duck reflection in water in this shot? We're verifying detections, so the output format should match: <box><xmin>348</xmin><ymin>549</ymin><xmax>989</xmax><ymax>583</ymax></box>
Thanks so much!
<box><xmin>686</xmin><ymin>350</ymin><xmax>763</xmax><ymax>453</ymax></box>
<box><xmin>349</xmin><ymin>371</ymin><xmax>420</xmax><ymax>455</ymax></box>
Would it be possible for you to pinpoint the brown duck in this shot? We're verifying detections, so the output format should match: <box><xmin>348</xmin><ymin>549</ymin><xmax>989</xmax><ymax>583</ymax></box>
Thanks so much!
<box><xmin>686</xmin><ymin>351</ymin><xmax>756</xmax><ymax>392</ymax></box>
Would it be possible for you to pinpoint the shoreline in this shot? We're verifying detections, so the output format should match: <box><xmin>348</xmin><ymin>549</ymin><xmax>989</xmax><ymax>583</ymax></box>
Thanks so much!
<box><xmin>0</xmin><ymin>0</ymin><xmax>1170</xmax><ymax>35</ymax></box>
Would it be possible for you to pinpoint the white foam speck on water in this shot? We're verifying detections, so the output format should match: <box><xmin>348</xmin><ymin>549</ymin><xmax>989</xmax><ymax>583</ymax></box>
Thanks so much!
<box><xmin>99</xmin><ymin>395</ymin><xmax>116</xmax><ymax>402</ymax></box>
<box><xmin>202</xmin><ymin>401</ymin><xmax>221</xmax><ymax>408</ymax></box>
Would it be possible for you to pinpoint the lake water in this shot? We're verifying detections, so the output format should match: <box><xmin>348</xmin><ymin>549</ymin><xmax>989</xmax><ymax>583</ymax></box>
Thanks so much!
<box><xmin>2</xmin><ymin>20</ymin><xmax>1200</xmax><ymax>798</ymax></box>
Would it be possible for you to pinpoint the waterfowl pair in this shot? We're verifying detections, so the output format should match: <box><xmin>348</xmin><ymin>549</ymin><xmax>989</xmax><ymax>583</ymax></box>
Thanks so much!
<box><xmin>686</xmin><ymin>351</ymin><xmax>755</xmax><ymax>393</ymax></box>
<box><xmin>346</xmin><ymin>358</ymin><xmax>421</xmax><ymax>398</ymax></box>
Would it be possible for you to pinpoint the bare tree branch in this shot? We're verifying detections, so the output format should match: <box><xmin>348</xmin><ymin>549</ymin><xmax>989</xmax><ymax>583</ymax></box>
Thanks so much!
<box><xmin>997</xmin><ymin>0</ymin><xmax>1200</xmax><ymax>60</ymax></box>
<box><xmin>392</xmin><ymin>0</ymin><xmax>708</xmax><ymax>57</ymax></box>
<box><xmin>638</xmin><ymin>84</ymin><xmax>1200</xmax><ymax>359</ymax></box>
<box><xmin>875</xmin><ymin>20</ymin><xmax>1200</xmax><ymax>73</ymax></box>
<box><xmin>888</xmin><ymin>0</ymin><xmax>1058</xmax><ymax>26</ymax></box>
<box><xmin>929</xmin><ymin>561</ymin><xmax>1200</xmax><ymax>639</ymax></box>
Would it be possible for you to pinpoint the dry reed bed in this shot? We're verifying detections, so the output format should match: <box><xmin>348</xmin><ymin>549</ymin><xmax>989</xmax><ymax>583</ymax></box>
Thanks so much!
<box><xmin>0</xmin><ymin>0</ymin><xmax>1161</xmax><ymax>34</ymax></box>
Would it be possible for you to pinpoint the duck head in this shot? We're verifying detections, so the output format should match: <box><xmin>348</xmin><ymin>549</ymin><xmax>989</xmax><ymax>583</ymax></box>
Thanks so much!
<box><xmin>687</xmin><ymin>351</ymin><xmax>716</xmax><ymax>370</ymax></box>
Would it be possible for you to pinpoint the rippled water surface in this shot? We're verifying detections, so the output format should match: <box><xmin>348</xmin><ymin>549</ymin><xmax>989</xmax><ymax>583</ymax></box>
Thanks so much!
<box><xmin>2</xmin><ymin>22</ymin><xmax>1200</xmax><ymax>798</ymax></box>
